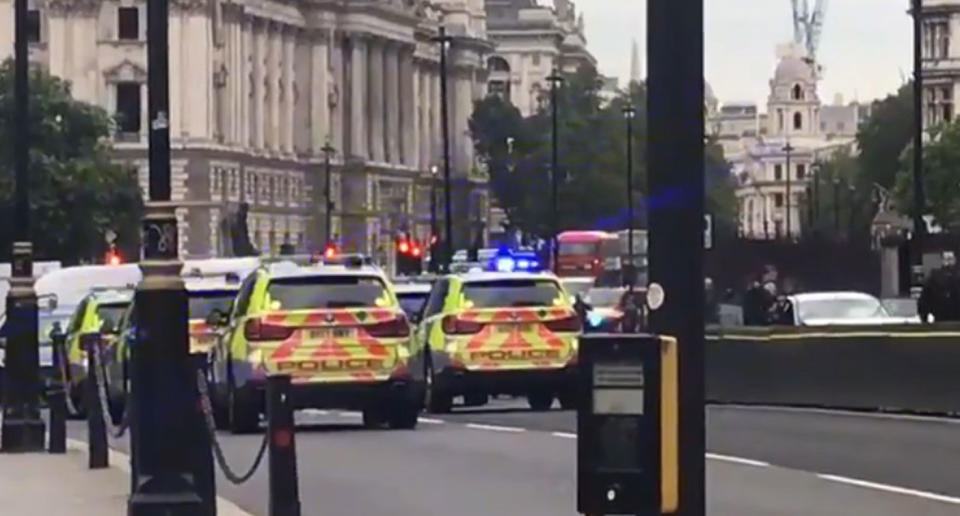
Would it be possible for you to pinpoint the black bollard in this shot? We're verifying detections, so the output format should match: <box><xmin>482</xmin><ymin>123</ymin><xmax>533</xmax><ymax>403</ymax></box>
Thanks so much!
<box><xmin>84</xmin><ymin>334</ymin><xmax>108</xmax><ymax>469</ymax></box>
<box><xmin>190</xmin><ymin>353</ymin><xmax>216</xmax><ymax>516</ymax></box>
<box><xmin>47</xmin><ymin>331</ymin><xmax>67</xmax><ymax>454</ymax></box>
<box><xmin>267</xmin><ymin>374</ymin><xmax>300</xmax><ymax>516</ymax></box>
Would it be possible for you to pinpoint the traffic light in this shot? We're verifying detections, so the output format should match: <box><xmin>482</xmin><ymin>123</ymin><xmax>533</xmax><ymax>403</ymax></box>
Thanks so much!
<box><xmin>324</xmin><ymin>242</ymin><xmax>337</xmax><ymax>259</ymax></box>
<box><xmin>395</xmin><ymin>236</ymin><xmax>423</xmax><ymax>276</ymax></box>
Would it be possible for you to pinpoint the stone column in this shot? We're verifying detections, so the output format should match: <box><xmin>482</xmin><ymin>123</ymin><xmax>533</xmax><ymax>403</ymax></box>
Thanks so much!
<box><xmin>240</xmin><ymin>16</ymin><xmax>250</xmax><ymax>146</ymax></box>
<box><xmin>384</xmin><ymin>42</ymin><xmax>400</xmax><ymax>164</ymax></box>
<box><xmin>310</xmin><ymin>34</ymin><xmax>326</xmax><ymax>153</ymax></box>
<box><xmin>430</xmin><ymin>69</ymin><xmax>441</xmax><ymax>167</ymax></box>
<box><xmin>349</xmin><ymin>34</ymin><xmax>367</xmax><ymax>159</ymax></box>
<box><xmin>283</xmin><ymin>28</ymin><xmax>296</xmax><ymax>154</ymax></box>
<box><xmin>418</xmin><ymin>65</ymin><xmax>430</xmax><ymax>169</ymax></box>
<box><xmin>253</xmin><ymin>19</ymin><xmax>265</xmax><ymax>149</ymax></box>
<box><xmin>399</xmin><ymin>47</ymin><xmax>415</xmax><ymax>167</ymax></box>
<box><xmin>410</xmin><ymin>59</ymin><xmax>420</xmax><ymax>170</ymax></box>
<box><xmin>368</xmin><ymin>39</ymin><xmax>385</xmax><ymax>163</ymax></box>
<box><xmin>269</xmin><ymin>23</ymin><xmax>282</xmax><ymax>151</ymax></box>
<box><xmin>331</xmin><ymin>30</ymin><xmax>344</xmax><ymax>153</ymax></box>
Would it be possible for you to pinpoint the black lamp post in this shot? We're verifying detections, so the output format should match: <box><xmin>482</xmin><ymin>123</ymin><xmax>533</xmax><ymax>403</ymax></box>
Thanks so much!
<box><xmin>911</xmin><ymin>0</ymin><xmax>927</xmax><ymax>289</ymax></box>
<box><xmin>431</xmin><ymin>27</ymin><xmax>453</xmax><ymax>272</ymax></box>
<box><xmin>623</xmin><ymin>104</ymin><xmax>637</xmax><ymax>288</ymax></box>
<box><xmin>321</xmin><ymin>139</ymin><xmax>336</xmax><ymax>248</ymax></box>
<box><xmin>429</xmin><ymin>165</ymin><xmax>439</xmax><ymax>272</ymax></box>
<box><xmin>783</xmin><ymin>141</ymin><xmax>795</xmax><ymax>240</ymax></box>
<box><xmin>1</xmin><ymin>0</ymin><xmax>45</xmax><ymax>453</ymax></box>
<box><xmin>833</xmin><ymin>178</ymin><xmax>841</xmax><ymax>234</ymax></box>
<box><xmin>546</xmin><ymin>69</ymin><xmax>564</xmax><ymax>273</ymax></box>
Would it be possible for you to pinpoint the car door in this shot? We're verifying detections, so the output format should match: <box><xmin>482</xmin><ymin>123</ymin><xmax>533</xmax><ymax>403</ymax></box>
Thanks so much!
<box><xmin>418</xmin><ymin>278</ymin><xmax>451</xmax><ymax>360</ymax></box>
<box><xmin>212</xmin><ymin>272</ymin><xmax>258</xmax><ymax>386</ymax></box>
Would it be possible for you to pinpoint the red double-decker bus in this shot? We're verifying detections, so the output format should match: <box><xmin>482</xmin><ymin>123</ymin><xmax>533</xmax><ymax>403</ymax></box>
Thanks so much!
<box><xmin>555</xmin><ymin>231</ymin><xmax>619</xmax><ymax>277</ymax></box>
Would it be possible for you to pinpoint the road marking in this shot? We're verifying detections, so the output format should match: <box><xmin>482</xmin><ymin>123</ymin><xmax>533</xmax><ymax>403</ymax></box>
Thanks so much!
<box><xmin>713</xmin><ymin>405</ymin><xmax>960</xmax><ymax>425</ymax></box>
<box><xmin>65</xmin><ymin>439</ymin><xmax>253</xmax><ymax>516</ymax></box>
<box><xmin>817</xmin><ymin>474</ymin><xmax>960</xmax><ymax>505</ymax></box>
<box><xmin>552</xmin><ymin>432</ymin><xmax>577</xmax><ymax>439</ymax></box>
<box><xmin>705</xmin><ymin>453</ymin><xmax>770</xmax><ymax>467</ymax></box>
<box><xmin>465</xmin><ymin>423</ymin><xmax>526</xmax><ymax>433</ymax></box>
<box><xmin>417</xmin><ymin>417</ymin><xmax>445</xmax><ymax>424</ymax></box>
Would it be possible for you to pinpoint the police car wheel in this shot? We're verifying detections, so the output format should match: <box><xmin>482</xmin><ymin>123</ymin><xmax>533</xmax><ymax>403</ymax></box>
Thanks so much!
<box><xmin>362</xmin><ymin>407</ymin><xmax>387</xmax><ymax>429</ymax></box>
<box><xmin>425</xmin><ymin>365</ymin><xmax>453</xmax><ymax>414</ymax></box>
<box><xmin>558</xmin><ymin>391</ymin><xmax>577</xmax><ymax>411</ymax></box>
<box><xmin>388</xmin><ymin>403</ymin><xmax>420</xmax><ymax>430</ymax></box>
<box><xmin>527</xmin><ymin>391</ymin><xmax>554</xmax><ymax>411</ymax></box>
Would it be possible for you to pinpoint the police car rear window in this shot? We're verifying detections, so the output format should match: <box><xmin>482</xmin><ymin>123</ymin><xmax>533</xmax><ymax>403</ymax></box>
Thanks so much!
<box><xmin>96</xmin><ymin>303</ymin><xmax>129</xmax><ymax>332</ymax></box>
<box><xmin>188</xmin><ymin>291</ymin><xmax>235</xmax><ymax>319</ymax></box>
<box><xmin>267</xmin><ymin>276</ymin><xmax>389</xmax><ymax>310</ymax></box>
<box><xmin>462</xmin><ymin>280</ymin><xmax>562</xmax><ymax>308</ymax></box>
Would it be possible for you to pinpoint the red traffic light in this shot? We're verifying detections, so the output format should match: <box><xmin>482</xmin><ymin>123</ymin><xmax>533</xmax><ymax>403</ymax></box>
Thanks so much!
<box><xmin>324</xmin><ymin>245</ymin><xmax>337</xmax><ymax>258</ymax></box>
<box><xmin>106</xmin><ymin>252</ymin><xmax>121</xmax><ymax>265</ymax></box>
<box><xmin>411</xmin><ymin>245</ymin><xmax>422</xmax><ymax>257</ymax></box>
<box><xmin>398</xmin><ymin>240</ymin><xmax>410</xmax><ymax>254</ymax></box>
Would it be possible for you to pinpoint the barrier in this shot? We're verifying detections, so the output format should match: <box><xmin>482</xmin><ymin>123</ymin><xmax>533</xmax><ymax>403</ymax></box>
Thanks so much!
<box><xmin>83</xmin><ymin>334</ymin><xmax>108</xmax><ymax>469</ymax></box>
<box><xmin>707</xmin><ymin>324</ymin><xmax>960</xmax><ymax>416</ymax></box>
<box><xmin>267</xmin><ymin>374</ymin><xmax>301</xmax><ymax>516</ymax></box>
<box><xmin>47</xmin><ymin>332</ymin><xmax>67</xmax><ymax>454</ymax></box>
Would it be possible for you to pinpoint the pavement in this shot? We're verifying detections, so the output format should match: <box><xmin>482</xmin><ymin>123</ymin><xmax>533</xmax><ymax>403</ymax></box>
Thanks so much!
<box><xmin>0</xmin><ymin>446</ymin><xmax>127</xmax><ymax>515</ymax></box>
<box><xmin>59</xmin><ymin>402</ymin><xmax>960</xmax><ymax>516</ymax></box>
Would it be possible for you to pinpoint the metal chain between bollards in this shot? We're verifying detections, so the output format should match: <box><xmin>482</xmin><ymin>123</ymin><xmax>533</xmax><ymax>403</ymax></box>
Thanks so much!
<box><xmin>196</xmin><ymin>369</ymin><xmax>268</xmax><ymax>484</ymax></box>
<box><xmin>91</xmin><ymin>341</ymin><xmax>129</xmax><ymax>439</ymax></box>
<box><xmin>55</xmin><ymin>344</ymin><xmax>82</xmax><ymax>418</ymax></box>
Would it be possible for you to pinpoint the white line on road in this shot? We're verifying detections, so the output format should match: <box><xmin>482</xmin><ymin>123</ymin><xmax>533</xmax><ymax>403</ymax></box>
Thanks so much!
<box><xmin>712</xmin><ymin>405</ymin><xmax>960</xmax><ymax>425</ymax></box>
<box><xmin>65</xmin><ymin>438</ymin><xmax>253</xmax><ymax>516</ymax></box>
<box><xmin>417</xmin><ymin>417</ymin><xmax>445</xmax><ymax>424</ymax></box>
<box><xmin>465</xmin><ymin>423</ymin><xmax>526</xmax><ymax>433</ymax></box>
<box><xmin>551</xmin><ymin>432</ymin><xmax>577</xmax><ymax>439</ymax></box>
<box><xmin>705</xmin><ymin>453</ymin><xmax>770</xmax><ymax>468</ymax></box>
<box><xmin>817</xmin><ymin>474</ymin><xmax>960</xmax><ymax>505</ymax></box>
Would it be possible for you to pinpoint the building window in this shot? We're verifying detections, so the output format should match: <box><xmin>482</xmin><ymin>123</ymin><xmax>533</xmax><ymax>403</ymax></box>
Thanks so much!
<box><xmin>115</xmin><ymin>82</ymin><xmax>141</xmax><ymax>136</ymax></box>
<box><xmin>924</xmin><ymin>21</ymin><xmax>951</xmax><ymax>59</ymax></box>
<box><xmin>777</xmin><ymin>109</ymin><xmax>784</xmax><ymax>130</ymax></box>
<box><xmin>797</xmin><ymin>164</ymin><xmax>806</xmax><ymax>179</ymax></box>
<box><xmin>774</xmin><ymin>193</ymin><xmax>784</xmax><ymax>207</ymax></box>
<box><xmin>532</xmin><ymin>53</ymin><xmax>541</xmax><ymax>66</ymax></box>
<box><xmin>774</xmin><ymin>164</ymin><xmax>783</xmax><ymax>181</ymax></box>
<box><xmin>118</xmin><ymin>7</ymin><xmax>139</xmax><ymax>40</ymax></box>
<box><xmin>792</xmin><ymin>84</ymin><xmax>803</xmax><ymax>100</ymax></box>
<box><xmin>837</xmin><ymin>121</ymin><xmax>845</xmax><ymax>132</ymax></box>
<box><xmin>942</xmin><ymin>86</ymin><xmax>954</xmax><ymax>122</ymax></box>
<box><xmin>793</xmin><ymin>112</ymin><xmax>803</xmax><ymax>130</ymax></box>
<box><xmin>26</xmin><ymin>9</ymin><xmax>40</xmax><ymax>43</ymax></box>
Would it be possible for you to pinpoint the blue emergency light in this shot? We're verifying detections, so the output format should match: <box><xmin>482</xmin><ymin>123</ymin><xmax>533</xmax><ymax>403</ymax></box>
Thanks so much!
<box><xmin>489</xmin><ymin>248</ymin><xmax>542</xmax><ymax>272</ymax></box>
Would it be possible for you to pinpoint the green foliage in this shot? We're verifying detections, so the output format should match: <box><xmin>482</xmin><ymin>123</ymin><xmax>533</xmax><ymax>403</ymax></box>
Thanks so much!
<box><xmin>856</xmin><ymin>83</ymin><xmax>913</xmax><ymax>190</ymax></box>
<box><xmin>894</xmin><ymin>122</ymin><xmax>960</xmax><ymax>230</ymax></box>
<box><xmin>469</xmin><ymin>67</ymin><xmax>736</xmax><ymax>236</ymax></box>
<box><xmin>802</xmin><ymin>147</ymin><xmax>871</xmax><ymax>240</ymax></box>
<box><xmin>0</xmin><ymin>59</ymin><xmax>142</xmax><ymax>263</ymax></box>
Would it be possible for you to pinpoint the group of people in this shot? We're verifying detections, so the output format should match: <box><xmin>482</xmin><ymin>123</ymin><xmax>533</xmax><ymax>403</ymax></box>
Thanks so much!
<box><xmin>918</xmin><ymin>251</ymin><xmax>960</xmax><ymax>323</ymax></box>
<box><xmin>740</xmin><ymin>266</ymin><xmax>796</xmax><ymax>326</ymax></box>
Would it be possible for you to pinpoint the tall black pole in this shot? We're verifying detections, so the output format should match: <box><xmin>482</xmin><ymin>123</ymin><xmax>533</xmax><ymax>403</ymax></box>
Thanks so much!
<box><xmin>783</xmin><ymin>142</ymin><xmax>794</xmax><ymax>240</ymax></box>
<box><xmin>322</xmin><ymin>140</ymin><xmax>335</xmax><ymax>247</ymax></box>
<box><xmin>813</xmin><ymin>163</ymin><xmax>820</xmax><ymax>224</ymax></box>
<box><xmin>833</xmin><ymin>178</ymin><xmax>841</xmax><ymax>234</ymax></box>
<box><xmin>429</xmin><ymin>165</ymin><xmax>439</xmax><ymax>272</ymax></box>
<box><xmin>912</xmin><ymin>0</ymin><xmax>927</xmax><ymax>287</ymax></box>
<box><xmin>648</xmin><ymin>1</ymin><xmax>705</xmax><ymax>514</ymax></box>
<box><xmin>128</xmin><ymin>0</ymin><xmax>204</xmax><ymax>511</ymax></box>
<box><xmin>1</xmin><ymin>0</ymin><xmax>45</xmax><ymax>453</ymax></box>
<box><xmin>624</xmin><ymin>105</ymin><xmax>636</xmax><ymax>288</ymax></box>
<box><xmin>434</xmin><ymin>27</ymin><xmax>453</xmax><ymax>272</ymax></box>
<box><xmin>547</xmin><ymin>71</ymin><xmax>563</xmax><ymax>273</ymax></box>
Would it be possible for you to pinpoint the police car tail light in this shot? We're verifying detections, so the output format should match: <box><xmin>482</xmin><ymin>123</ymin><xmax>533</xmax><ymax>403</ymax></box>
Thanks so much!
<box><xmin>244</xmin><ymin>318</ymin><xmax>294</xmax><ymax>341</ymax></box>
<box><xmin>441</xmin><ymin>315</ymin><xmax>484</xmax><ymax>335</ymax></box>
<box><xmin>366</xmin><ymin>315</ymin><xmax>410</xmax><ymax>338</ymax></box>
<box><xmin>544</xmin><ymin>315</ymin><xmax>582</xmax><ymax>333</ymax></box>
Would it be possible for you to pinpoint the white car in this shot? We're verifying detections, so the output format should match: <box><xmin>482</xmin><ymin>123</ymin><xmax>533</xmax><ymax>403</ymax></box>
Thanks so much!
<box><xmin>778</xmin><ymin>291</ymin><xmax>914</xmax><ymax>326</ymax></box>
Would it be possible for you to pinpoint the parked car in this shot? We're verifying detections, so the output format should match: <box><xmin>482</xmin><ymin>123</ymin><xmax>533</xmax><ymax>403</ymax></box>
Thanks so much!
<box><xmin>772</xmin><ymin>291</ymin><xmax>915</xmax><ymax>326</ymax></box>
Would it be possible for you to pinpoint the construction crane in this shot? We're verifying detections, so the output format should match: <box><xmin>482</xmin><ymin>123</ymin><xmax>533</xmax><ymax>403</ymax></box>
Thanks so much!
<box><xmin>791</xmin><ymin>0</ymin><xmax>827</xmax><ymax>68</ymax></box>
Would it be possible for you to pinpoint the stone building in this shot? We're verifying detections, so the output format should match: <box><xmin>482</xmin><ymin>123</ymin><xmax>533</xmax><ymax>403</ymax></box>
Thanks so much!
<box><xmin>483</xmin><ymin>0</ymin><xmax>594</xmax><ymax>116</ymax></box>
<box><xmin>0</xmin><ymin>0</ymin><xmax>493</xmax><ymax>258</ymax></box>
<box><xmin>920</xmin><ymin>0</ymin><xmax>959</xmax><ymax>129</ymax></box>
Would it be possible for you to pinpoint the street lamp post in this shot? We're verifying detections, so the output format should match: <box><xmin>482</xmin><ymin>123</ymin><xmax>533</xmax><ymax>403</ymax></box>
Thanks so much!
<box><xmin>1</xmin><ymin>0</ymin><xmax>45</xmax><ymax>453</ymax></box>
<box><xmin>429</xmin><ymin>165</ymin><xmax>439</xmax><ymax>272</ymax></box>
<box><xmin>783</xmin><ymin>141</ymin><xmax>794</xmax><ymax>240</ymax></box>
<box><xmin>623</xmin><ymin>104</ymin><xmax>637</xmax><ymax>289</ymax></box>
<box><xmin>546</xmin><ymin>70</ymin><xmax>564</xmax><ymax>273</ymax></box>
<box><xmin>128</xmin><ymin>0</ymin><xmax>206</xmax><ymax>511</ymax></box>
<box><xmin>833</xmin><ymin>178</ymin><xmax>841</xmax><ymax>234</ymax></box>
<box><xmin>321</xmin><ymin>139</ymin><xmax>336</xmax><ymax>248</ymax></box>
<box><xmin>432</xmin><ymin>27</ymin><xmax>453</xmax><ymax>272</ymax></box>
<box><xmin>813</xmin><ymin>162</ymin><xmax>821</xmax><ymax>225</ymax></box>
<box><xmin>911</xmin><ymin>0</ymin><xmax>927</xmax><ymax>290</ymax></box>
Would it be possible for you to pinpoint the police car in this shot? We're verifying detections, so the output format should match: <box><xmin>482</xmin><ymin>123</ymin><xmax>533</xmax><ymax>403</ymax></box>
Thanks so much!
<box><xmin>207</xmin><ymin>260</ymin><xmax>424</xmax><ymax>433</ymax></box>
<box><xmin>394</xmin><ymin>282</ymin><xmax>433</xmax><ymax>323</ymax></box>
<box><xmin>417</xmin><ymin>249</ymin><xmax>581</xmax><ymax>413</ymax></box>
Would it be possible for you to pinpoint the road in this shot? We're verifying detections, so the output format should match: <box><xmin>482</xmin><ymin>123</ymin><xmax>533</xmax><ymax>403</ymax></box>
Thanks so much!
<box><xmin>67</xmin><ymin>400</ymin><xmax>960</xmax><ymax>516</ymax></box>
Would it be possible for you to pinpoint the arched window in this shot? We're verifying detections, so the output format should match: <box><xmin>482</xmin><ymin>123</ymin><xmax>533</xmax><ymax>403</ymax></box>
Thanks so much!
<box><xmin>487</xmin><ymin>56</ymin><xmax>511</xmax><ymax>72</ymax></box>
<box><xmin>792</xmin><ymin>84</ymin><xmax>803</xmax><ymax>100</ymax></box>
<box><xmin>793</xmin><ymin>112</ymin><xmax>803</xmax><ymax>130</ymax></box>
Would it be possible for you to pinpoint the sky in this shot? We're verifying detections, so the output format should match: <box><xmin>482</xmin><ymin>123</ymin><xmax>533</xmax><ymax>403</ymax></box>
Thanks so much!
<box><xmin>573</xmin><ymin>0</ymin><xmax>913</xmax><ymax>105</ymax></box>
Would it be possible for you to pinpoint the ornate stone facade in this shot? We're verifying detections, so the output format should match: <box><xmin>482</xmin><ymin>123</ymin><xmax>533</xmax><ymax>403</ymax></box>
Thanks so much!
<box><xmin>0</xmin><ymin>0</ymin><xmax>493</xmax><ymax>257</ymax></box>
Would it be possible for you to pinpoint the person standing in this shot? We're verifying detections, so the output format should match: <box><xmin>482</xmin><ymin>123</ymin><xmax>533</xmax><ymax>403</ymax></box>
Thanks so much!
<box><xmin>919</xmin><ymin>251</ymin><xmax>960</xmax><ymax>322</ymax></box>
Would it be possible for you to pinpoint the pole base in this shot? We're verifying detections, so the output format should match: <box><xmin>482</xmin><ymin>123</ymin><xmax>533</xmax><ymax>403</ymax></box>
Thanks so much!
<box><xmin>0</xmin><ymin>416</ymin><xmax>46</xmax><ymax>452</ymax></box>
<box><xmin>128</xmin><ymin>492</ymin><xmax>205</xmax><ymax>516</ymax></box>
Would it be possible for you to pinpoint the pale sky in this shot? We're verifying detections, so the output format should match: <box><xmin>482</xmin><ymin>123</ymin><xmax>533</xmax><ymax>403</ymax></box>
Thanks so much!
<box><xmin>573</xmin><ymin>0</ymin><xmax>913</xmax><ymax>105</ymax></box>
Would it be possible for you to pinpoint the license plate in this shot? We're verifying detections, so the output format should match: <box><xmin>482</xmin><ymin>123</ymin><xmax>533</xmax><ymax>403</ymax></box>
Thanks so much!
<box><xmin>495</xmin><ymin>323</ymin><xmax>533</xmax><ymax>333</ymax></box>
<box><xmin>307</xmin><ymin>328</ymin><xmax>355</xmax><ymax>339</ymax></box>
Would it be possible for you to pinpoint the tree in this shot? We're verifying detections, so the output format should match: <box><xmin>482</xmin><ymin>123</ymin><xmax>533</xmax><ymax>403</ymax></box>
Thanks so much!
<box><xmin>894</xmin><ymin>121</ymin><xmax>960</xmax><ymax>231</ymax></box>
<box><xmin>856</xmin><ymin>83</ymin><xmax>913</xmax><ymax>189</ymax></box>
<box><xmin>802</xmin><ymin>147</ymin><xmax>871</xmax><ymax>240</ymax></box>
<box><xmin>0</xmin><ymin>60</ymin><xmax>142</xmax><ymax>264</ymax></box>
